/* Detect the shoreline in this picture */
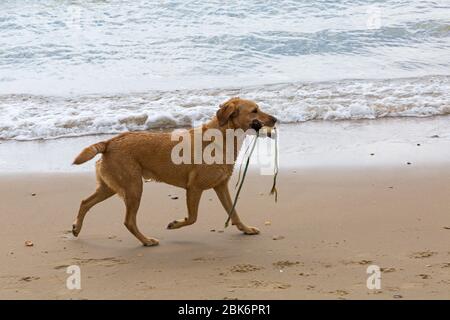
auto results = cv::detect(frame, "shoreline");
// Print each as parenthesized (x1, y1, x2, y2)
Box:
(1, 115, 450, 173)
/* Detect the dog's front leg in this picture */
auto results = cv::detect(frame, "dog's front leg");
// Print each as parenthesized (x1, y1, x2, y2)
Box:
(214, 182, 260, 235)
(167, 188, 202, 230)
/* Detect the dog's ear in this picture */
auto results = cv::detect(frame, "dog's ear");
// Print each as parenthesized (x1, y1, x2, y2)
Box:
(216, 98, 239, 126)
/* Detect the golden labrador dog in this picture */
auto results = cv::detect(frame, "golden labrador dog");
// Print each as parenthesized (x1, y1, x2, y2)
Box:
(72, 97, 277, 246)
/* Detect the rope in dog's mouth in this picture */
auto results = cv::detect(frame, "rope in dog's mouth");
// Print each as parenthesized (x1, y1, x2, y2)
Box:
(224, 127, 278, 228)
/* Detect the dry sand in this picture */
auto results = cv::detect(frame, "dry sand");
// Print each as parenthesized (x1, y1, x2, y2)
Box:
(1, 165, 449, 299)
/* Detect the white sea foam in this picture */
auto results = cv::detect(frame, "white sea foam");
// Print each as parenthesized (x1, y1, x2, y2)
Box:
(0, 76, 449, 140)
(1, 1, 449, 140)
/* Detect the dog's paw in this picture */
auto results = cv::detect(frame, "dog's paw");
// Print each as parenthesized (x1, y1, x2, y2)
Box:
(72, 222, 80, 237)
(242, 226, 260, 235)
(167, 218, 185, 230)
(142, 238, 159, 247)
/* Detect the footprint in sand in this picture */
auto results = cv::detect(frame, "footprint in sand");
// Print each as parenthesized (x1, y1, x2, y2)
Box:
(273, 260, 302, 269)
(193, 256, 225, 262)
(230, 264, 263, 273)
(409, 251, 437, 259)
(329, 289, 349, 296)
(273, 283, 291, 289)
(341, 259, 373, 266)
(234, 280, 291, 290)
(385, 286, 401, 292)
(55, 257, 128, 269)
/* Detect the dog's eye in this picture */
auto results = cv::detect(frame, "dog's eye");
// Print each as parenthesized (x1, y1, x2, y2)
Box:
(252, 109, 258, 113)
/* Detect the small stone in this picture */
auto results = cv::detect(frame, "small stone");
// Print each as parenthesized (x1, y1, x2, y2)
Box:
(25, 240, 34, 247)
(370, 153, 375, 156)
(430, 135, 439, 138)
(416, 143, 421, 146)
(272, 235, 285, 240)
(171, 196, 178, 200)
(393, 294, 403, 299)
(264, 221, 272, 226)
(443, 226, 450, 230)
(406, 162, 411, 165)
(217, 230, 224, 233)
(210, 229, 216, 232)
(31, 193, 36, 196)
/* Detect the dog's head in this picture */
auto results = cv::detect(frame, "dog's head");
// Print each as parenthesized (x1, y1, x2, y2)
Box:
(216, 97, 277, 131)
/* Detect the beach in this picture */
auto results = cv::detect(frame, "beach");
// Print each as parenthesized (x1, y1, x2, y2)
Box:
(1, 0, 450, 300)
(1, 118, 449, 299)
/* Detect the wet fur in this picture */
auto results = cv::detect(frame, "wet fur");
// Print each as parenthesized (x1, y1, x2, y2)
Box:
(72, 97, 277, 246)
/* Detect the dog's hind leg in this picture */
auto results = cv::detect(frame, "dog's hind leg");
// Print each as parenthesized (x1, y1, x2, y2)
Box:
(122, 178, 159, 246)
(72, 181, 115, 237)
(167, 188, 203, 230)
(214, 181, 259, 235)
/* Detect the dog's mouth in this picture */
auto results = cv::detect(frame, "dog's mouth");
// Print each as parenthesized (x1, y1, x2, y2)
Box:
(262, 126, 276, 138)
(250, 119, 263, 131)
(250, 121, 277, 138)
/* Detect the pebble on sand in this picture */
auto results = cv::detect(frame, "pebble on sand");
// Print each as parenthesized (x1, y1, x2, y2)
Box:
(272, 235, 285, 240)
(265, 221, 272, 226)
(31, 193, 36, 196)
(25, 240, 34, 247)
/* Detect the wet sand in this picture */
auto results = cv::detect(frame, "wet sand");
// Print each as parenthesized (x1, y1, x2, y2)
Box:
(1, 118, 449, 299)
(1, 166, 449, 299)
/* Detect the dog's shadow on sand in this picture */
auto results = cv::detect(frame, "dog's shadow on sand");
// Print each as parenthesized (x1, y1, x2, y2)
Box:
(66, 232, 255, 259)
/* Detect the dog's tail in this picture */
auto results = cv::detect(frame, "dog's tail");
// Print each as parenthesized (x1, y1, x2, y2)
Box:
(73, 141, 107, 165)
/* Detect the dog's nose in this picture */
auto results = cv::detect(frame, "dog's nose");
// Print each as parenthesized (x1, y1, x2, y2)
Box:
(270, 115, 278, 124)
